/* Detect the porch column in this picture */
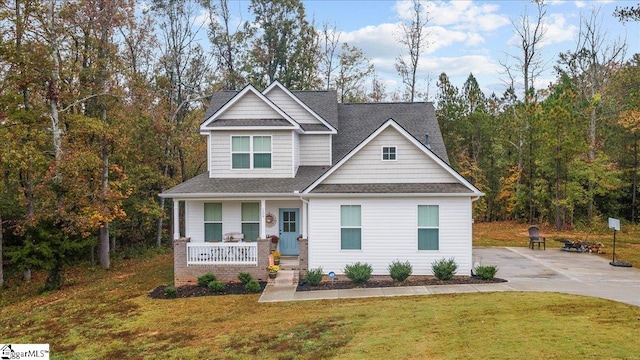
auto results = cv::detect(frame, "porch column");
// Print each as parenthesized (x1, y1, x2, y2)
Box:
(260, 199, 266, 239)
(173, 199, 180, 240)
(301, 199, 308, 238)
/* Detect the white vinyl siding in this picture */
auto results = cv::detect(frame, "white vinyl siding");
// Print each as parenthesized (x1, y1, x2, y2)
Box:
(324, 127, 457, 184)
(217, 91, 282, 120)
(308, 197, 472, 276)
(299, 134, 332, 166)
(204, 203, 223, 242)
(209, 130, 293, 178)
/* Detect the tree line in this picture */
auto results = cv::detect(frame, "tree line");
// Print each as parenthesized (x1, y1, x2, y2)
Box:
(0, 0, 638, 289)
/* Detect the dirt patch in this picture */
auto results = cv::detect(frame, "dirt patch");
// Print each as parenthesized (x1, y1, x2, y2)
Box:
(297, 275, 507, 291)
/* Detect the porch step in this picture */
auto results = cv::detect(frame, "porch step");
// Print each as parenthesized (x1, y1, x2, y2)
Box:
(269, 269, 299, 286)
(278, 257, 300, 271)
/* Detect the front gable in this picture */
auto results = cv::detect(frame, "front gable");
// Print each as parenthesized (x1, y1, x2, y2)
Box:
(200, 84, 300, 132)
(305, 120, 482, 195)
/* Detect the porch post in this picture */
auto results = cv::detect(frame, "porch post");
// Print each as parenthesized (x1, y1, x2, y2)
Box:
(260, 199, 266, 239)
(173, 199, 180, 240)
(301, 200, 308, 238)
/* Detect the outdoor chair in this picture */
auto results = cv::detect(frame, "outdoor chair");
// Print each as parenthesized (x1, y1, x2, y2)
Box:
(528, 225, 546, 250)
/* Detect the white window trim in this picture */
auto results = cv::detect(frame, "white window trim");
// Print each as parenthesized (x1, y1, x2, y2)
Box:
(204, 203, 223, 242)
(417, 205, 439, 251)
(381, 146, 397, 161)
(241, 202, 260, 240)
(230, 135, 273, 170)
(340, 205, 362, 250)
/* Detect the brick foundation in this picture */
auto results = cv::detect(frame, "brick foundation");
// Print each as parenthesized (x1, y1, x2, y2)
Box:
(173, 237, 271, 286)
(298, 238, 308, 279)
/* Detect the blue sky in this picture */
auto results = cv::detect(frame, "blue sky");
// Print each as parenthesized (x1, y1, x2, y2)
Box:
(213, 0, 640, 99)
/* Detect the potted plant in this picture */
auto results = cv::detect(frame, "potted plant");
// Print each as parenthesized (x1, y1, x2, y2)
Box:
(268, 235, 279, 251)
(271, 250, 281, 265)
(267, 265, 280, 279)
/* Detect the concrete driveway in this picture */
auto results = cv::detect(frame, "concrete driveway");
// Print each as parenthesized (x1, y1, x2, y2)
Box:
(474, 247, 640, 307)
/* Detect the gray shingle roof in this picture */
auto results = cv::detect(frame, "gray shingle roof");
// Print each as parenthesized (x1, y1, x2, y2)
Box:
(310, 183, 472, 194)
(162, 166, 331, 196)
(334, 102, 448, 163)
(210, 119, 293, 127)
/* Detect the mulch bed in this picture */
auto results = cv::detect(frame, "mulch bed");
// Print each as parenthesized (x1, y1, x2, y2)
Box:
(296, 275, 507, 291)
(149, 276, 506, 299)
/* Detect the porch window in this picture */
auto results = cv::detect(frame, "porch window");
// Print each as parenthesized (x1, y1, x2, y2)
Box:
(341, 205, 361, 250)
(231, 135, 272, 169)
(242, 202, 260, 241)
(382, 146, 397, 161)
(418, 205, 439, 250)
(204, 203, 222, 242)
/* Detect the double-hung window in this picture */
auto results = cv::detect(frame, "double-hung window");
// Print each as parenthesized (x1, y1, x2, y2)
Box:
(382, 146, 397, 161)
(241, 202, 260, 241)
(204, 203, 222, 242)
(418, 205, 439, 250)
(341, 205, 361, 250)
(231, 135, 272, 169)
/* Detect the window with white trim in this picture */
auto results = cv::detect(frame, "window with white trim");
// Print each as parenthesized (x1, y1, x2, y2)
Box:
(341, 205, 361, 250)
(204, 203, 222, 242)
(382, 146, 397, 161)
(241, 202, 260, 241)
(418, 205, 439, 250)
(231, 135, 272, 169)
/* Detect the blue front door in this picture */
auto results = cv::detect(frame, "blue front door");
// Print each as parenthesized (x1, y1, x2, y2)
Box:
(279, 208, 300, 256)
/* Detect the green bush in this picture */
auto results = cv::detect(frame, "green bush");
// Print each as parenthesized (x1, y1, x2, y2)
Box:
(305, 268, 324, 286)
(238, 272, 253, 285)
(431, 257, 458, 281)
(388, 260, 413, 282)
(164, 286, 178, 299)
(245, 280, 262, 293)
(343, 262, 373, 284)
(207, 280, 226, 292)
(474, 265, 498, 280)
(197, 272, 217, 287)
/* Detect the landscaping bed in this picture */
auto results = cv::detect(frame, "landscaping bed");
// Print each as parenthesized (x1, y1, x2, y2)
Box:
(296, 275, 507, 291)
(149, 281, 268, 299)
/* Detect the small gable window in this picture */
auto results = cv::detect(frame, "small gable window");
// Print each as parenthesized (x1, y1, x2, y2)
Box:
(382, 146, 397, 161)
(231, 135, 271, 169)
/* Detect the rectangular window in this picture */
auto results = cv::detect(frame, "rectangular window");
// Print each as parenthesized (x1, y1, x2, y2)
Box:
(241, 202, 260, 241)
(382, 146, 397, 161)
(418, 205, 439, 250)
(204, 203, 222, 242)
(341, 205, 361, 250)
(231, 135, 272, 169)
(253, 136, 272, 168)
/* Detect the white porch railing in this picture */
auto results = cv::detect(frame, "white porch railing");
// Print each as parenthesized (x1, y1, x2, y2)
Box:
(187, 242, 258, 265)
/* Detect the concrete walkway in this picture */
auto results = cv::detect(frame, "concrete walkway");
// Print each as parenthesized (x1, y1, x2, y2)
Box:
(258, 247, 640, 307)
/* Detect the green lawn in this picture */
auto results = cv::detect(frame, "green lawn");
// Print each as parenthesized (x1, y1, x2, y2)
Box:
(2, 231, 640, 359)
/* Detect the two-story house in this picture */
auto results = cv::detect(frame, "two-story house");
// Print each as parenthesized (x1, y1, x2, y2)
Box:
(161, 81, 483, 286)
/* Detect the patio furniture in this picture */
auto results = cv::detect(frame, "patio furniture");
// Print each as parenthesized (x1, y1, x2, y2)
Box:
(528, 225, 546, 250)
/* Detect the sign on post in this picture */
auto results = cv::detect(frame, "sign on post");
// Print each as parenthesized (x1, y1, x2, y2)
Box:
(608, 217, 620, 231)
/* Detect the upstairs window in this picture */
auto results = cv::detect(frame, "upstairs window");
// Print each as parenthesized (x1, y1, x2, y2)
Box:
(204, 203, 222, 242)
(382, 146, 397, 161)
(231, 135, 272, 169)
(418, 205, 439, 250)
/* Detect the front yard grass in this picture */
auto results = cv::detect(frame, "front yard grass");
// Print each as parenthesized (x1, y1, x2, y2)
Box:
(1, 223, 639, 359)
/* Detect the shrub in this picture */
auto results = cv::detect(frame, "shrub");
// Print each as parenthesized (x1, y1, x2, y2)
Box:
(197, 272, 217, 287)
(305, 268, 324, 286)
(207, 280, 226, 292)
(431, 257, 458, 281)
(245, 280, 262, 293)
(238, 272, 253, 285)
(343, 262, 373, 284)
(164, 286, 178, 299)
(388, 260, 413, 282)
(474, 265, 498, 280)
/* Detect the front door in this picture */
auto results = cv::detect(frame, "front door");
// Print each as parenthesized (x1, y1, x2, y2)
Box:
(279, 208, 300, 256)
